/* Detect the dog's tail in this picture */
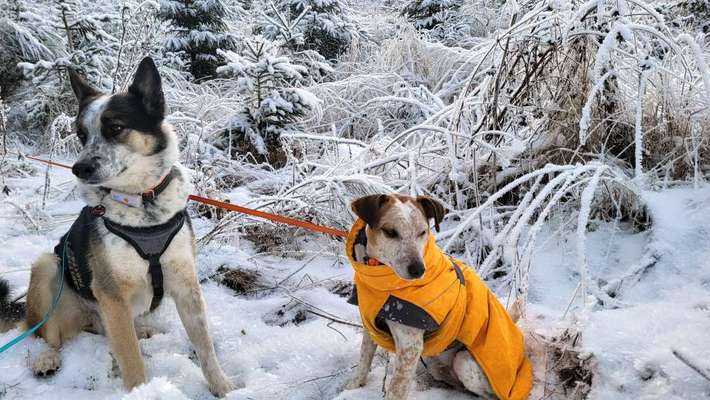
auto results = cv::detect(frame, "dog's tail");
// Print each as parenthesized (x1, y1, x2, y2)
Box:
(0, 279, 25, 333)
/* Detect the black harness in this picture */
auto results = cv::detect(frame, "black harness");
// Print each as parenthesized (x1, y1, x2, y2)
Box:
(54, 168, 188, 311)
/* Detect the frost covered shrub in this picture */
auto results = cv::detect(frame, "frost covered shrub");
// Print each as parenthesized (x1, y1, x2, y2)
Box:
(0, 1, 56, 96)
(216, 39, 319, 167)
(19, 0, 117, 88)
(112, 2, 166, 92)
(159, 0, 237, 80)
(265, 0, 355, 61)
(431, 0, 710, 187)
(669, 0, 710, 32)
(401, 0, 464, 31)
(1, 0, 117, 140)
(258, 3, 334, 83)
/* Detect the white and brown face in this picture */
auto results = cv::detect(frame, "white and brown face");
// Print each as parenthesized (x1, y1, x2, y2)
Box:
(67, 57, 177, 191)
(352, 194, 447, 280)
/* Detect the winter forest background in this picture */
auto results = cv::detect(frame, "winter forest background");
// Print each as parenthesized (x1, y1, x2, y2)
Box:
(1, 0, 710, 399)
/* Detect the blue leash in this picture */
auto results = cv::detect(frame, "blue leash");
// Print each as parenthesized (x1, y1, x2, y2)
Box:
(0, 240, 66, 354)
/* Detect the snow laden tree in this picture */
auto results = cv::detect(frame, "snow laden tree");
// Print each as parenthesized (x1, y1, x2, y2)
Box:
(0, 0, 56, 97)
(401, 0, 464, 31)
(672, 0, 710, 32)
(13, 0, 117, 88)
(265, 0, 354, 61)
(158, 0, 236, 80)
(2, 0, 117, 136)
(260, 3, 333, 83)
(216, 39, 319, 167)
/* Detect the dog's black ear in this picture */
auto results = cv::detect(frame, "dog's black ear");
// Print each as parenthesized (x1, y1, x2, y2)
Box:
(68, 68, 99, 104)
(128, 57, 165, 119)
(416, 196, 447, 232)
(351, 194, 391, 228)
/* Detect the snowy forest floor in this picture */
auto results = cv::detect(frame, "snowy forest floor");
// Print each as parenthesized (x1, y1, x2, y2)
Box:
(1, 162, 710, 400)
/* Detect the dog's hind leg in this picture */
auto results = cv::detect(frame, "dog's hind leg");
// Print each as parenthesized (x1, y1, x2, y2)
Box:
(452, 350, 496, 399)
(26, 254, 88, 377)
(423, 346, 465, 388)
(169, 269, 236, 397)
(345, 332, 377, 389)
(134, 323, 162, 340)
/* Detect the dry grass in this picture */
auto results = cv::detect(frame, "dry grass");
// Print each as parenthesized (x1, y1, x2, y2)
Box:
(212, 266, 264, 295)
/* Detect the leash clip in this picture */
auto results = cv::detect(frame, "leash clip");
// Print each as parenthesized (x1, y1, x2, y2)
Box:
(142, 190, 155, 201)
(91, 204, 106, 217)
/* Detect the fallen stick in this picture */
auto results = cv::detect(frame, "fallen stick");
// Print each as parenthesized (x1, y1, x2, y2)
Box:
(672, 348, 710, 382)
(304, 308, 362, 328)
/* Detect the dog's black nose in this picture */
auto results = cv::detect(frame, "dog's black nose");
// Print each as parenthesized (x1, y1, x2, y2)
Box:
(72, 159, 98, 179)
(407, 262, 425, 279)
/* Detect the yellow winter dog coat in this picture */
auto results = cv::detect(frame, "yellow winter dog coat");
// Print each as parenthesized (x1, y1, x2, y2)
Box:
(346, 219, 533, 400)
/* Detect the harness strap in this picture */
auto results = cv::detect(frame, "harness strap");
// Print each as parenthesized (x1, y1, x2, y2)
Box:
(55, 207, 98, 301)
(103, 210, 187, 311)
(448, 256, 465, 285)
(148, 258, 163, 311)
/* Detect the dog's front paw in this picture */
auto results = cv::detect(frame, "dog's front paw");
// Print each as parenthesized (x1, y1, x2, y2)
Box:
(122, 369, 147, 391)
(135, 325, 162, 340)
(208, 375, 239, 398)
(33, 349, 61, 377)
(344, 373, 367, 390)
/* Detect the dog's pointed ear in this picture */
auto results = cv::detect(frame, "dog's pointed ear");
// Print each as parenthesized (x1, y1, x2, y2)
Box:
(416, 196, 447, 232)
(351, 194, 391, 228)
(128, 57, 165, 119)
(68, 68, 98, 104)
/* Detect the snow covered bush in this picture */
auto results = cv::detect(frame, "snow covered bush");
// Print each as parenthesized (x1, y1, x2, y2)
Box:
(264, 0, 356, 61)
(673, 0, 710, 32)
(401, 0, 464, 33)
(18, 0, 118, 88)
(216, 39, 320, 167)
(111, 2, 166, 92)
(0, 0, 119, 142)
(257, 3, 334, 83)
(0, 1, 56, 97)
(159, 0, 237, 80)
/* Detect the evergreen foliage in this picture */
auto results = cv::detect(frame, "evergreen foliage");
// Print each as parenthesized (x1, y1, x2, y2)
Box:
(401, 0, 464, 31)
(158, 0, 237, 80)
(216, 39, 319, 166)
(265, 0, 354, 61)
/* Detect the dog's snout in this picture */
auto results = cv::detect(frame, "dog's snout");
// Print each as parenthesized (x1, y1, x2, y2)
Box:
(407, 261, 425, 279)
(72, 158, 99, 180)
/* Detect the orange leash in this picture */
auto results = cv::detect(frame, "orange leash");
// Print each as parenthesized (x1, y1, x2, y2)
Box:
(24, 155, 73, 170)
(188, 195, 347, 238)
(12, 154, 349, 238)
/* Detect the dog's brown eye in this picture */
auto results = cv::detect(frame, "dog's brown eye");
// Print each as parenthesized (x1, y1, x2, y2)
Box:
(109, 124, 124, 134)
(382, 228, 398, 238)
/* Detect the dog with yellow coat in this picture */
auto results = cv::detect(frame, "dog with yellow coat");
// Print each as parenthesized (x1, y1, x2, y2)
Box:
(344, 194, 532, 400)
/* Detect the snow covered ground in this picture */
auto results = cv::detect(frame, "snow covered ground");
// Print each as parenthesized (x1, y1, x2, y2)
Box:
(1, 162, 709, 400)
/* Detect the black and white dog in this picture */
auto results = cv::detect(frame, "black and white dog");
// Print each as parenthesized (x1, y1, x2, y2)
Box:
(0, 57, 236, 397)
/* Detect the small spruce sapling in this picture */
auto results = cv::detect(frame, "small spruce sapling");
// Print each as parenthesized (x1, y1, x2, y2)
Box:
(217, 39, 319, 167)
(158, 0, 237, 80)
(401, 0, 464, 31)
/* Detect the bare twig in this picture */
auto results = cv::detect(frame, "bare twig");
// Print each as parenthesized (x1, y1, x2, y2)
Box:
(672, 349, 710, 382)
